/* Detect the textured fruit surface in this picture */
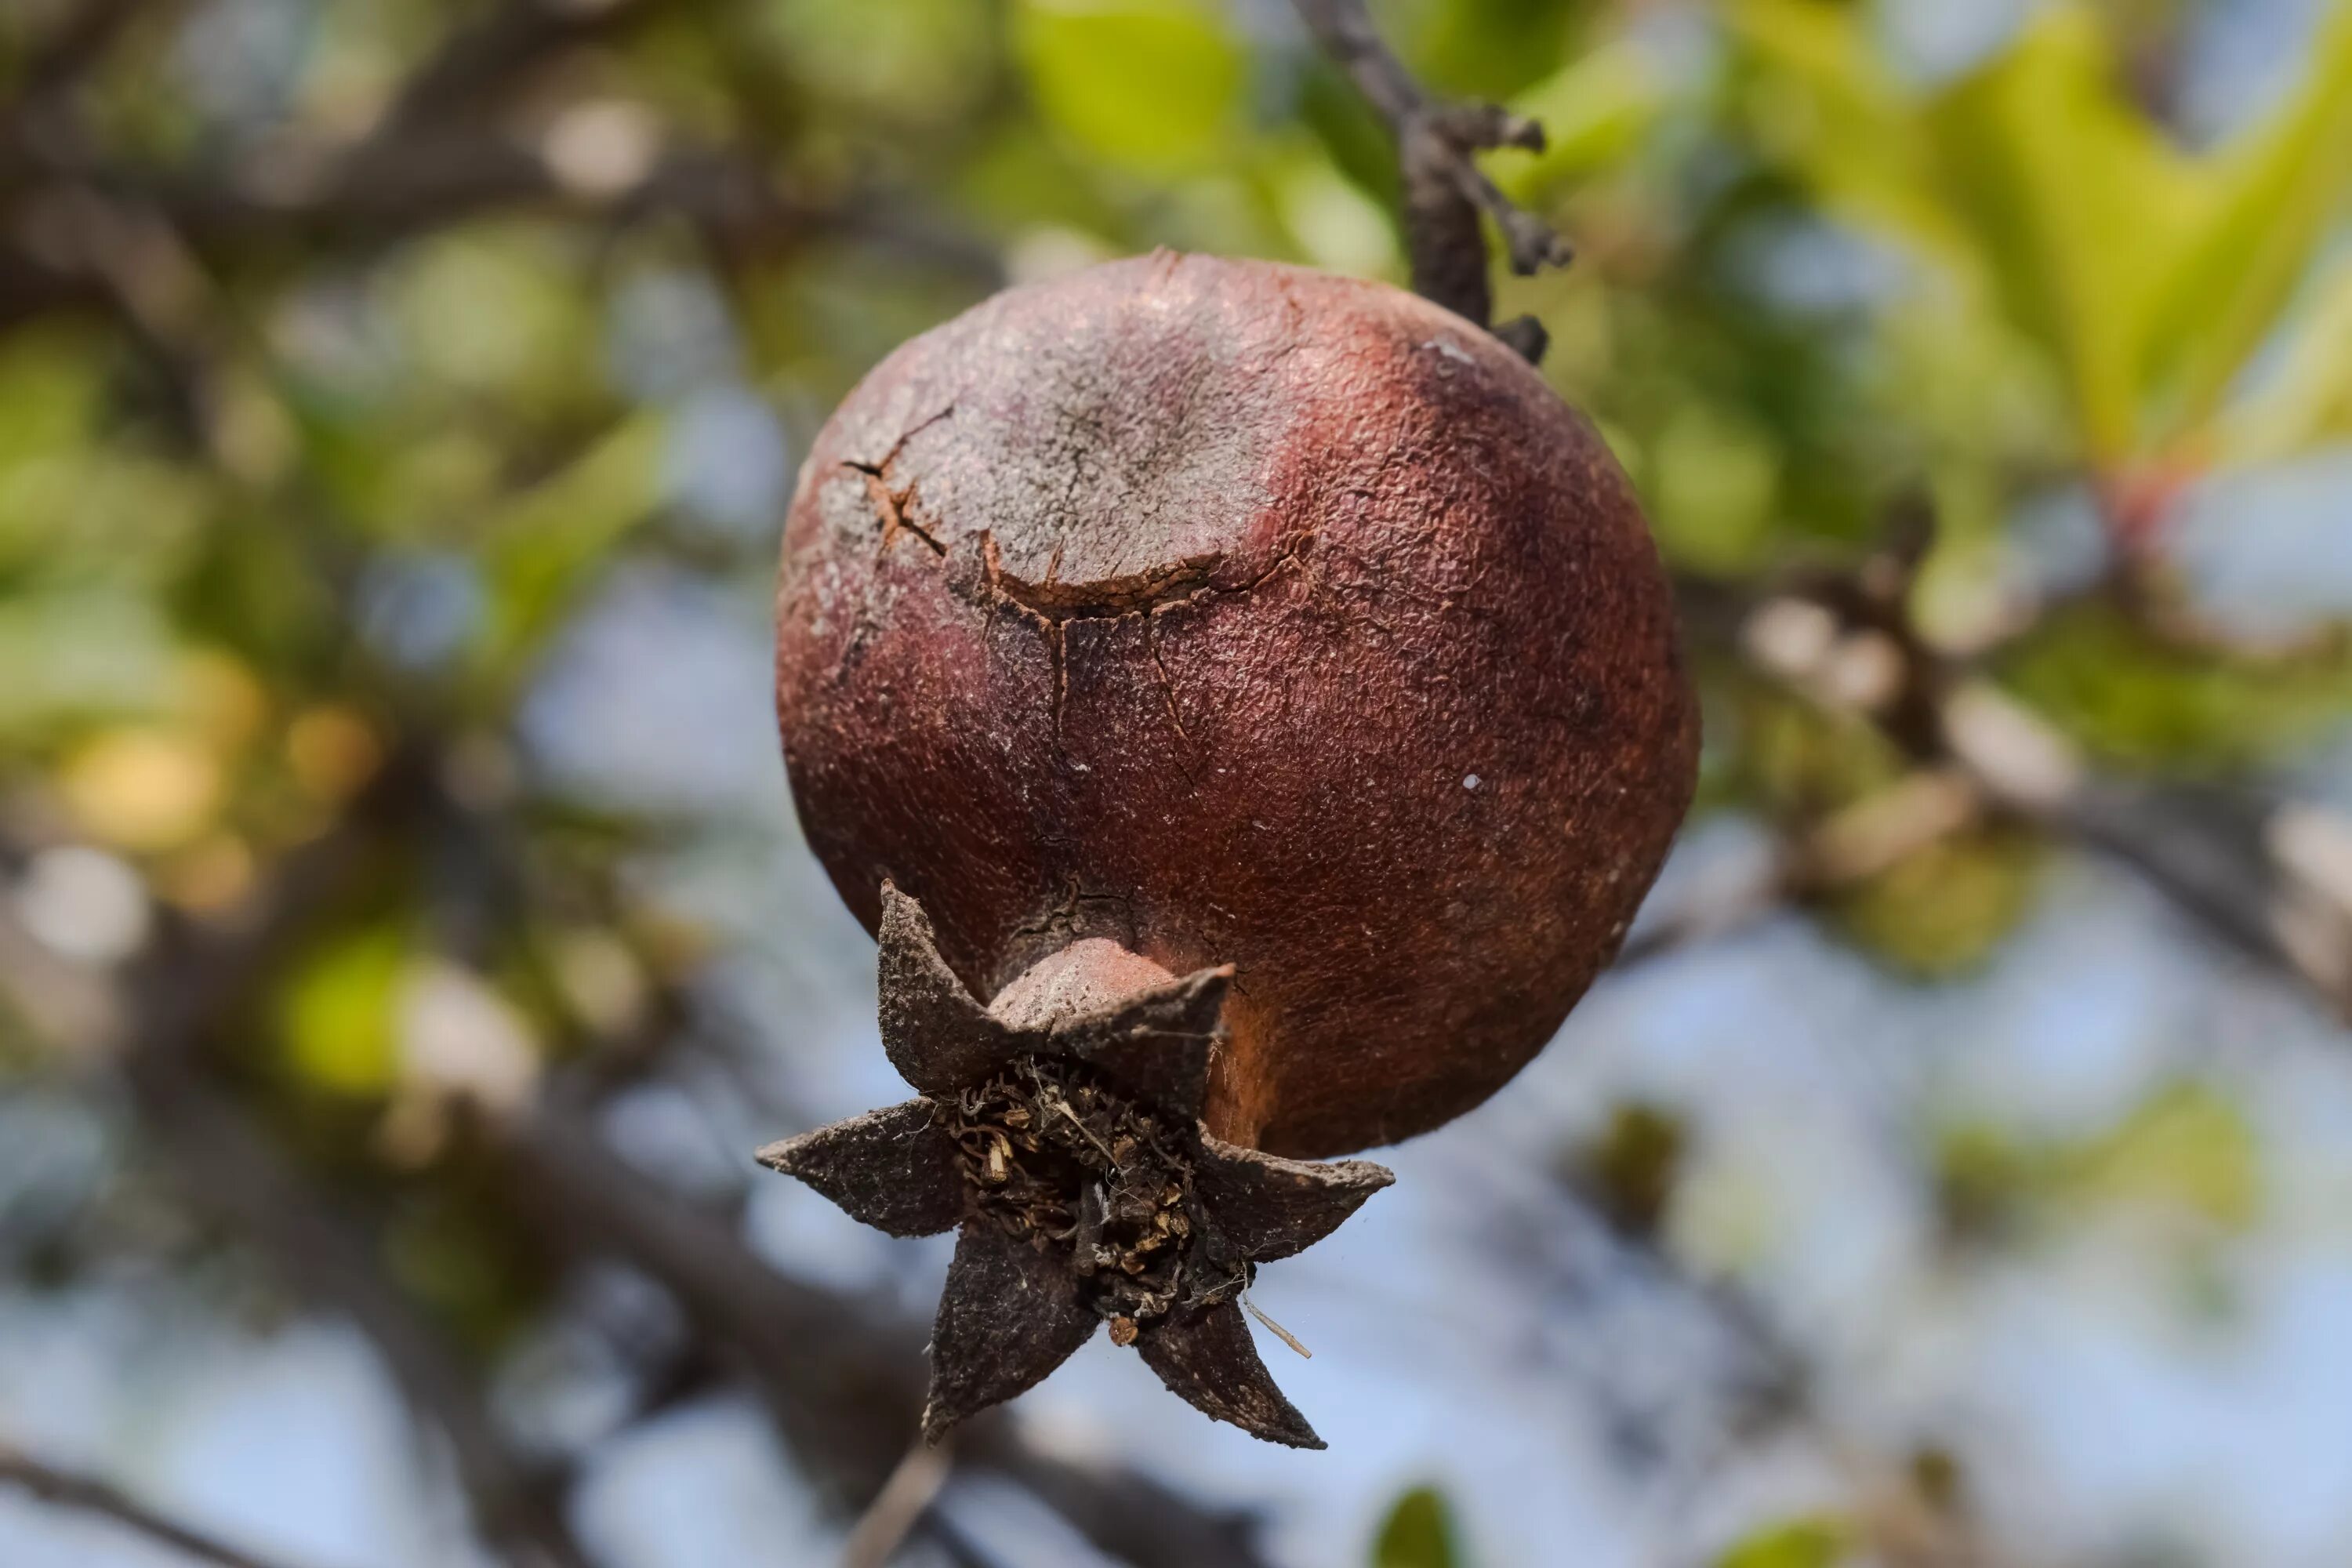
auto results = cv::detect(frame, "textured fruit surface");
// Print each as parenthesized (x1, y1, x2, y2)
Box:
(775, 252, 1695, 1158)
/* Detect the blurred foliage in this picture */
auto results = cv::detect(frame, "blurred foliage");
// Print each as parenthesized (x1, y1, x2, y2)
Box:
(1371, 1484, 1465, 1568)
(1, 0, 2350, 1559)
(1715, 1516, 1848, 1568)
(1564, 1098, 1686, 1236)
(1936, 1080, 2262, 1243)
(1998, 604, 2352, 774)
(1831, 826, 2046, 978)
(1018, 0, 1250, 175)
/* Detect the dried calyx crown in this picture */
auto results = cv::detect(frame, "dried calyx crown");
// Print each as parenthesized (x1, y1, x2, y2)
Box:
(758, 884, 1392, 1448)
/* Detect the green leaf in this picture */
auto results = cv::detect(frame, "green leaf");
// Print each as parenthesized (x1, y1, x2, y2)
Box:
(1922, 7, 2201, 463)
(1409, 0, 1581, 102)
(1834, 828, 2045, 979)
(1715, 1516, 1846, 1568)
(1936, 1080, 2263, 1236)
(2219, 255, 2352, 463)
(1647, 401, 1783, 577)
(1996, 601, 2352, 773)
(0, 588, 176, 741)
(2064, 1082, 2260, 1228)
(2144, 2, 2352, 441)
(1724, 0, 1965, 260)
(760, 0, 996, 126)
(1014, 0, 1247, 176)
(279, 921, 408, 1097)
(1372, 1486, 1462, 1568)
(392, 226, 599, 405)
(1497, 38, 1662, 199)
(465, 412, 669, 701)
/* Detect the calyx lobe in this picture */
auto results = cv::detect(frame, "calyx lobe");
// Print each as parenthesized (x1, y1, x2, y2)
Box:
(756, 883, 1392, 1447)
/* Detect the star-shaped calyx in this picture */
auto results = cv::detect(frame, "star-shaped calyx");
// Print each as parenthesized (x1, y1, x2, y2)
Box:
(757, 884, 1393, 1448)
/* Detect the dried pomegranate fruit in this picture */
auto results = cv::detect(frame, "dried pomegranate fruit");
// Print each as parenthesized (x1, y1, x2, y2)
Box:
(764, 252, 1696, 1446)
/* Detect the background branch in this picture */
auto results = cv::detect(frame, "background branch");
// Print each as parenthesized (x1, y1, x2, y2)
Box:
(503, 1099, 1275, 1568)
(0, 1443, 312, 1568)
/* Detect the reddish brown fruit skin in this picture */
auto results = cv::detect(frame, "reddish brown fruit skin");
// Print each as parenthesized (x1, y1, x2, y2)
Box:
(775, 252, 1696, 1160)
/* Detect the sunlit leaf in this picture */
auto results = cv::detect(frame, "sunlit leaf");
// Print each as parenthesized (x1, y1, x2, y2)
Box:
(58, 729, 225, 854)
(1997, 601, 2352, 772)
(1715, 1517, 1846, 1568)
(279, 921, 409, 1097)
(1499, 38, 1662, 198)
(1014, 0, 1246, 176)
(760, 0, 996, 126)
(1937, 1080, 2261, 1236)
(1273, 148, 1402, 277)
(1922, 7, 2201, 463)
(1725, 0, 1966, 262)
(2216, 254, 2352, 465)
(392, 226, 600, 405)
(465, 412, 670, 699)
(1372, 1486, 1462, 1568)
(0, 590, 176, 742)
(2144, 2, 2352, 440)
(2063, 1081, 2260, 1228)
(1834, 828, 2044, 978)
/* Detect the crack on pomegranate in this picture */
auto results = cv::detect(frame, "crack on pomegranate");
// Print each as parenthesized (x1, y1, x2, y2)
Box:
(862, 403, 956, 471)
(844, 460, 946, 558)
(1145, 623, 1189, 739)
(973, 533, 1232, 740)
(1144, 615, 1197, 765)
(850, 441, 1318, 739)
(980, 535, 1225, 622)
(843, 405, 955, 560)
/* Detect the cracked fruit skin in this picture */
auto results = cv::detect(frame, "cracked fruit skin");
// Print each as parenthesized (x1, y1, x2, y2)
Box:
(775, 252, 1696, 1160)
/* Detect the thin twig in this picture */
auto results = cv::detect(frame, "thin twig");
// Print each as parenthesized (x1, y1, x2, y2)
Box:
(838, 1439, 956, 1568)
(0, 1443, 311, 1568)
(1290, 0, 1571, 361)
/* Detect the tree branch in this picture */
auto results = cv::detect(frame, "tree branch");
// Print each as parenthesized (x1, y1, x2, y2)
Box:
(14, 0, 171, 103)
(107, 764, 598, 1568)
(1664, 532, 2352, 1022)
(499, 1102, 1274, 1568)
(0, 1442, 314, 1568)
(1290, 0, 1570, 361)
(122, 1053, 595, 1568)
(361, 0, 706, 143)
(9, 725, 1272, 1568)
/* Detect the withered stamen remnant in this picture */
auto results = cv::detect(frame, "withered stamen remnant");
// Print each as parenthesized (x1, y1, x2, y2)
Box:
(1243, 1296, 1313, 1360)
(757, 885, 1395, 1449)
(942, 1058, 1236, 1327)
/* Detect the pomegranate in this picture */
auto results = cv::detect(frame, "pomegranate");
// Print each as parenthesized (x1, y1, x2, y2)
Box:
(762, 252, 1694, 1446)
